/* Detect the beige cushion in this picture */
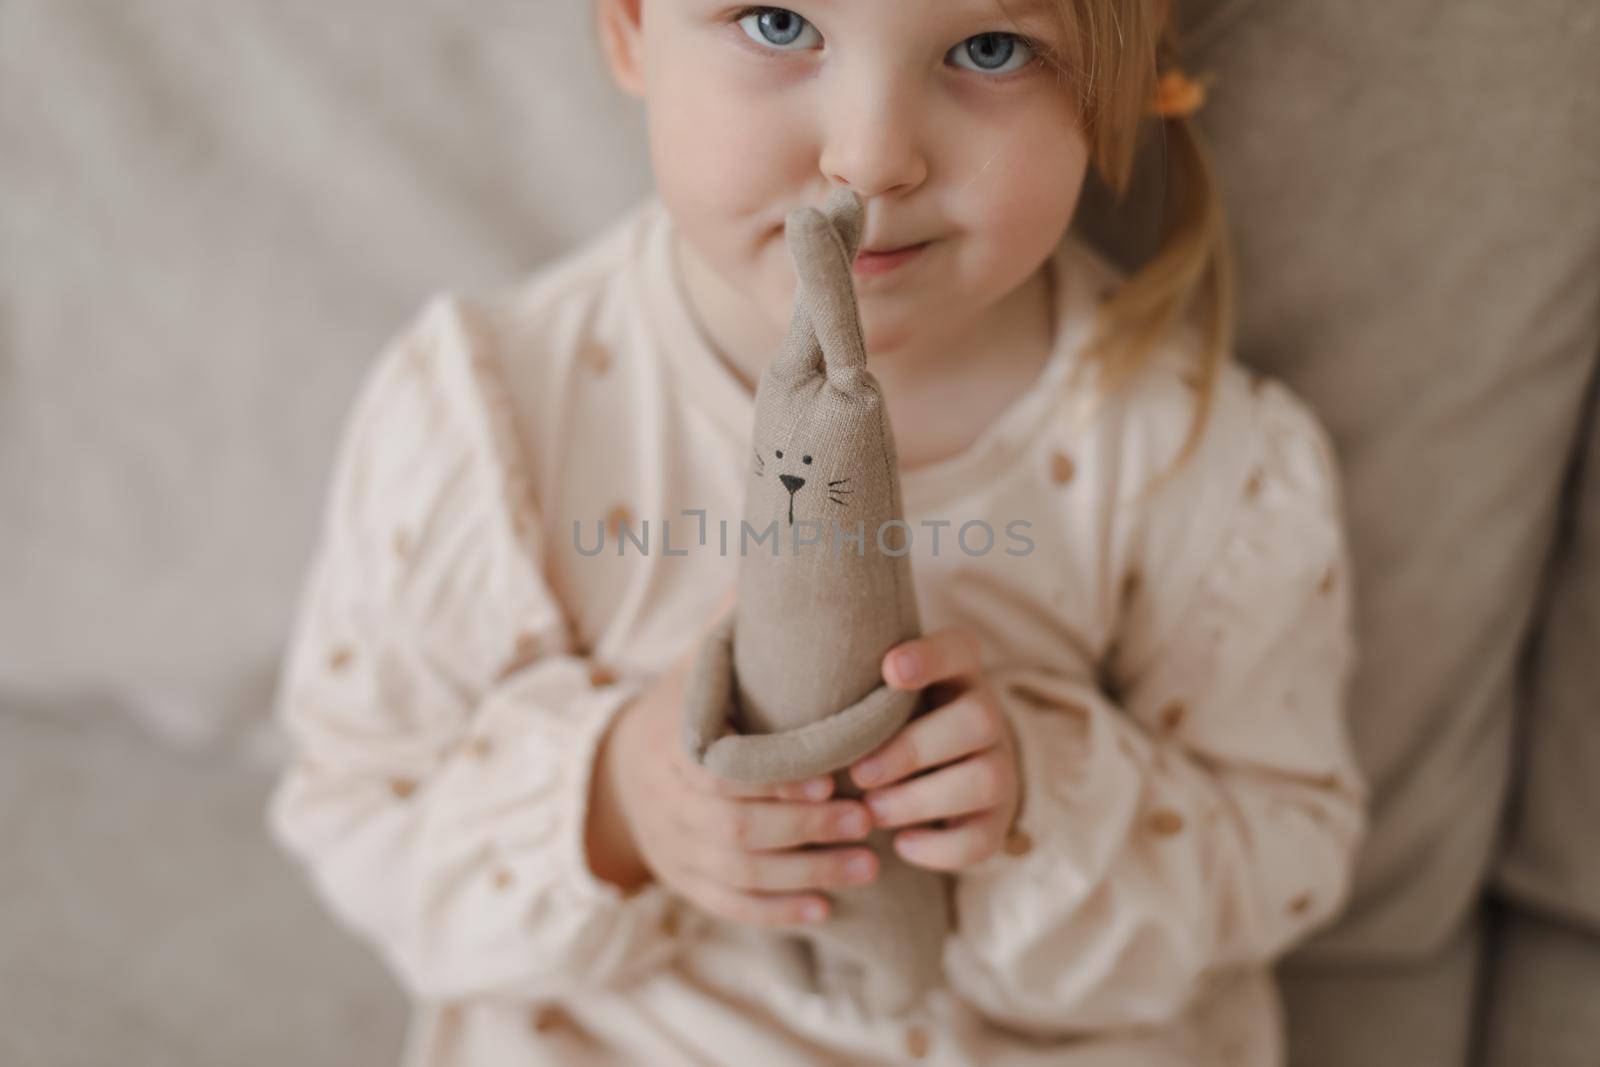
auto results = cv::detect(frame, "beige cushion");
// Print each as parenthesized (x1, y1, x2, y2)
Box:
(1494, 379, 1600, 929)
(0, 2, 652, 750)
(1480, 904, 1600, 1067)
(0, 700, 406, 1065)
(1276, 914, 1482, 1067)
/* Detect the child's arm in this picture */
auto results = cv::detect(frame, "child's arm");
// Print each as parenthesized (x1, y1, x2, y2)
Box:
(266, 296, 685, 1002)
(941, 377, 1366, 1036)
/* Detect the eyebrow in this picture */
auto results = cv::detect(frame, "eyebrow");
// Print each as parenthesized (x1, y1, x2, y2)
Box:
(988, 0, 1056, 22)
(803, 0, 1056, 23)
(975, 0, 1065, 43)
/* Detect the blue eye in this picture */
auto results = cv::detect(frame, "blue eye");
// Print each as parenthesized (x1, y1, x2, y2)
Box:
(737, 7, 822, 51)
(949, 32, 1035, 75)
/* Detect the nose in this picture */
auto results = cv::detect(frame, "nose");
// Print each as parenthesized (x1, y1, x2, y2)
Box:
(780, 474, 806, 494)
(818, 71, 928, 199)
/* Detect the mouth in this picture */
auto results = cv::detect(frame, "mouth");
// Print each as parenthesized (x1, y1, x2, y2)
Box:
(853, 240, 932, 277)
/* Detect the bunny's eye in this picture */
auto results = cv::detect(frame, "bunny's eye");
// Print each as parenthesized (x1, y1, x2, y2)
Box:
(803, 455, 812, 464)
(775, 450, 783, 459)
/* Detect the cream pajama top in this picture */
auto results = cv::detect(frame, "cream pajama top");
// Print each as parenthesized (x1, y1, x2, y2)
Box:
(268, 194, 1365, 1066)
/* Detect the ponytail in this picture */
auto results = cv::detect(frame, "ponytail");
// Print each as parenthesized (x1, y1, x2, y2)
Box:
(1051, 1, 1238, 495)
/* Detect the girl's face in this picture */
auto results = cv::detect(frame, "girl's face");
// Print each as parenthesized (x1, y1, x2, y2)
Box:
(605, 0, 1090, 358)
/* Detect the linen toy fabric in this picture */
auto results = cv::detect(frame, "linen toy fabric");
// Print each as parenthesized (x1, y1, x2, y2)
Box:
(680, 186, 950, 1017)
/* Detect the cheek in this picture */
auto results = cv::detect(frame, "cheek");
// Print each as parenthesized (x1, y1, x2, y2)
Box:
(958, 114, 1089, 287)
(643, 32, 812, 226)
(641, 35, 816, 322)
(991, 130, 1087, 234)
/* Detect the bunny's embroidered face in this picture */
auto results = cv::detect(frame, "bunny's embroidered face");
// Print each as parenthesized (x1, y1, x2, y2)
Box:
(753, 443, 845, 527)
(749, 385, 888, 528)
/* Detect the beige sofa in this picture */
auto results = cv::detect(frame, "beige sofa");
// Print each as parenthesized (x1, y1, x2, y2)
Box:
(2, 1, 1595, 1063)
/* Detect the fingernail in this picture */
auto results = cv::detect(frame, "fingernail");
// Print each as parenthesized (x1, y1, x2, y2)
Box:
(894, 649, 921, 684)
(804, 901, 827, 922)
(847, 855, 874, 880)
(839, 811, 868, 837)
(804, 778, 830, 800)
(855, 758, 882, 786)
(866, 794, 888, 821)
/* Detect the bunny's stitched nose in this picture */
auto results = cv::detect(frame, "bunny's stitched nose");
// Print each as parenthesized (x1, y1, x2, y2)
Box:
(780, 474, 806, 494)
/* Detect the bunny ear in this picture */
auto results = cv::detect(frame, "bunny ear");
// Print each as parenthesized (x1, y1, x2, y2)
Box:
(781, 200, 867, 382)
(772, 288, 825, 382)
(822, 186, 865, 261)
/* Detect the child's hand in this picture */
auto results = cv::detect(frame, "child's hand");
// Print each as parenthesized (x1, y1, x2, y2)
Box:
(597, 594, 880, 929)
(848, 628, 1022, 871)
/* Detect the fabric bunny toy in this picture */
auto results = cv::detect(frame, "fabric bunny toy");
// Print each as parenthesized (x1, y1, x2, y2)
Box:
(681, 187, 950, 1016)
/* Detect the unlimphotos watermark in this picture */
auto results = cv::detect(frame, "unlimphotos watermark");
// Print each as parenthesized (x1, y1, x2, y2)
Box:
(573, 509, 1035, 558)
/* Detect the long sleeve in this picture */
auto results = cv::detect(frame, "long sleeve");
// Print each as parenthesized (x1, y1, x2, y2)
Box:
(943, 375, 1366, 1035)
(266, 294, 687, 1003)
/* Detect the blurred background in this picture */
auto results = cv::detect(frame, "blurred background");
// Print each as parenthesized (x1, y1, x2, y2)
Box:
(2, 2, 1596, 1066)
(1, 2, 650, 1063)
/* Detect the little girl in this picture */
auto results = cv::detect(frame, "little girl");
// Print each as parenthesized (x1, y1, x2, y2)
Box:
(268, 1, 1365, 1064)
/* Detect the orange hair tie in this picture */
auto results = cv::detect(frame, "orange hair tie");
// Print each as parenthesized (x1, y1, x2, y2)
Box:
(1148, 69, 1207, 119)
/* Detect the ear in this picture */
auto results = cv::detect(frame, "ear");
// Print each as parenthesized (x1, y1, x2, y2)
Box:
(596, 0, 646, 99)
(781, 193, 868, 382)
(821, 185, 864, 262)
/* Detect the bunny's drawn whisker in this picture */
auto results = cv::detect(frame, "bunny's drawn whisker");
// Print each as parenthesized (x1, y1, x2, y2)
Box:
(828, 479, 849, 486)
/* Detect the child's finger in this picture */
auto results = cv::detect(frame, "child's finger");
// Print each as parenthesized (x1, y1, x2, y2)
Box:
(862, 748, 1013, 829)
(883, 626, 984, 689)
(773, 776, 836, 802)
(892, 809, 1007, 871)
(713, 773, 835, 801)
(678, 754, 834, 802)
(849, 692, 1002, 789)
(679, 792, 870, 853)
(682, 876, 830, 928)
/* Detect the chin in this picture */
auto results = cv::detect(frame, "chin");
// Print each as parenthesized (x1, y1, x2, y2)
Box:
(861, 318, 918, 356)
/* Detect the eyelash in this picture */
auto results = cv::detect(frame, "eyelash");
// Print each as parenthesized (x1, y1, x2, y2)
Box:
(726, 6, 1046, 82)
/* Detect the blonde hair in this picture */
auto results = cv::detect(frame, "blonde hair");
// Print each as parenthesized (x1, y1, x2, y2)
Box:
(1030, 0, 1237, 491)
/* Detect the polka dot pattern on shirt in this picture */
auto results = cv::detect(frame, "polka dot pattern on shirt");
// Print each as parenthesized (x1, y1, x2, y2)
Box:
(1319, 564, 1338, 594)
(1146, 808, 1185, 836)
(1158, 700, 1187, 734)
(513, 631, 540, 665)
(1121, 568, 1142, 604)
(529, 1003, 566, 1033)
(904, 1024, 930, 1058)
